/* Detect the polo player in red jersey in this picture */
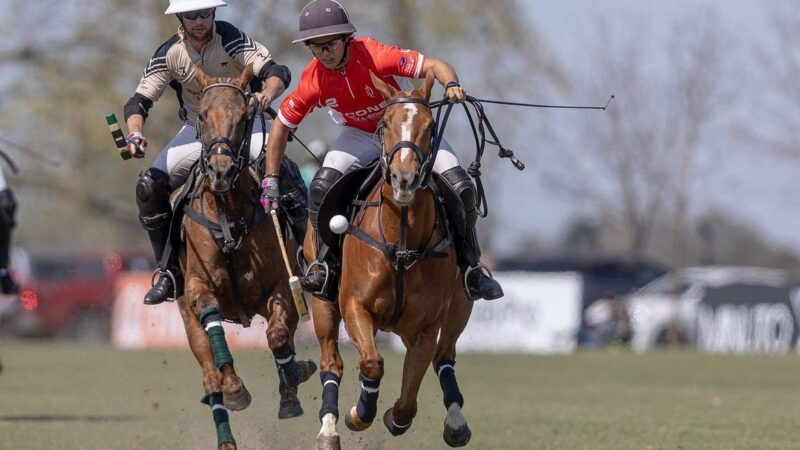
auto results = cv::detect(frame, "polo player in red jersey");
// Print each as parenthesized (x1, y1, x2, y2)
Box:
(262, 0, 503, 303)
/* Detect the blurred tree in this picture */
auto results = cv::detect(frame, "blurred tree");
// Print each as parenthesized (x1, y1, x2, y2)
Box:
(750, 0, 800, 158)
(541, 9, 737, 264)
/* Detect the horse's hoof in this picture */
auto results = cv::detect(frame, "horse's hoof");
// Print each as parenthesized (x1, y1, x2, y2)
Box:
(383, 408, 412, 436)
(223, 385, 252, 412)
(443, 423, 472, 447)
(314, 434, 342, 450)
(278, 384, 304, 419)
(298, 359, 318, 384)
(278, 399, 304, 419)
(344, 406, 372, 431)
(219, 442, 236, 450)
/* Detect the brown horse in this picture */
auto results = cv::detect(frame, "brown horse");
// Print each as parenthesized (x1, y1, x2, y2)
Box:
(307, 71, 474, 450)
(177, 65, 316, 450)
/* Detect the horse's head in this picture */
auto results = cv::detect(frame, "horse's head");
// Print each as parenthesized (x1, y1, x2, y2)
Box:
(194, 64, 254, 193)
(371, 71, 436, 206)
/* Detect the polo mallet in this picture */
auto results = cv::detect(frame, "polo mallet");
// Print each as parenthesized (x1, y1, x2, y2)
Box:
(105, 113, 131, 160)
(270, 209, 310, 322)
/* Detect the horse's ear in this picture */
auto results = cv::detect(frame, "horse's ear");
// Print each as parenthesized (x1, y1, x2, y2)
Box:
(238, 63, 254, 88)
(419, 70, 435, 102)
(194, 66, 211, 89)
(370, 71, 396, 100)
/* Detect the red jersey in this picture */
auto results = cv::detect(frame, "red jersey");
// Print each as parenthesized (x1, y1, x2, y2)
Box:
(277, 37, 426, 133)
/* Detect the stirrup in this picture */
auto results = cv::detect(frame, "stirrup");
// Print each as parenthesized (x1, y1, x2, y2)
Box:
(303, 260, 330, 287)
(150, 268, 178, 300)
(463, 263, 494, 293)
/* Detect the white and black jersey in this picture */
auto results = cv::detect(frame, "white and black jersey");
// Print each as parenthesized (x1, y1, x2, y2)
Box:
(127, 21, 285, 124)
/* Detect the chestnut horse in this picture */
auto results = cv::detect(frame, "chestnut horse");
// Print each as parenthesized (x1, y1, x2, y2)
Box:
(177, 65, 316, 450)
(307, 71, 474, 450)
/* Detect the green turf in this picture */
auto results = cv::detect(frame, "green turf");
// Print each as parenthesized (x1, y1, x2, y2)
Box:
(2, 343, 800, 449)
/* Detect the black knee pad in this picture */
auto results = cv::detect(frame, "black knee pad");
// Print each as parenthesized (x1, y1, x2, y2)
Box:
(441, 167, 478, 226)
(136, 168, 171, 230)
(0, 189, 17, 229)
(308, 168, 343, 230)
(278, 156, 308, 200)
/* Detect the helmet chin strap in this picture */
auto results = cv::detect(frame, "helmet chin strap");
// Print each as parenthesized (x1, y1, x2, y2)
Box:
(332, 36, 352, 70)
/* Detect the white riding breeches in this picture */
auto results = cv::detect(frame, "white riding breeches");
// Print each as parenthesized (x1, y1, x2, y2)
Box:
(152, 118, 269, 190)
(322, 126, 460, 175)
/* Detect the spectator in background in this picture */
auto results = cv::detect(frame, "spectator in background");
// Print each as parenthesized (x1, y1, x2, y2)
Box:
(0, 163, 19, 295)
(583, 292, 631, 347)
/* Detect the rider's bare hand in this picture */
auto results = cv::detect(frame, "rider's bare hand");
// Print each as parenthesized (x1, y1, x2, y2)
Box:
(446, 86, 466, 104)
(252, 92, 272, 110)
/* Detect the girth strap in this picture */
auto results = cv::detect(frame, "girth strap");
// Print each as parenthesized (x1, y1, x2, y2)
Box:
(183, 202, 266, 242)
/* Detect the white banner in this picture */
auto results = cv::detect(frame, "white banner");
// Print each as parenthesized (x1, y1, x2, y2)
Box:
(113, 272, 582, 353)
(388, 272, 583, 353)
(111, 273, 316, 350)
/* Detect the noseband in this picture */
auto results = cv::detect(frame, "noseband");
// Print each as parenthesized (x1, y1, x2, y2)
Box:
(199, 82, 254, 187)
(377, 97, 439, 191)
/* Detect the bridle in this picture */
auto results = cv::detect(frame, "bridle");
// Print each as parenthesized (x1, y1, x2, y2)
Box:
(199, 81, 255, 188)
(376, 96, 440, 192)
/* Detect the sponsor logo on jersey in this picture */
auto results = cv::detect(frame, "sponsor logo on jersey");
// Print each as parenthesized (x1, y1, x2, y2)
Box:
(400, 56, 416, 75)
(342, 101, 388, 122)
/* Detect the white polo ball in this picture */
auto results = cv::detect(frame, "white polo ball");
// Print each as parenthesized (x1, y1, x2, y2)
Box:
(330, 215, 349, 235)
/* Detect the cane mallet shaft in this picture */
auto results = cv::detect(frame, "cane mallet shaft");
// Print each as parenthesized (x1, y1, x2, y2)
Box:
(270, 210, 310, 321)
(105, 113, 131, 160)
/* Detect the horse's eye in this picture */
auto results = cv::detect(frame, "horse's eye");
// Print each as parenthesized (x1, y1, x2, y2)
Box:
(198, 114, 204, 122)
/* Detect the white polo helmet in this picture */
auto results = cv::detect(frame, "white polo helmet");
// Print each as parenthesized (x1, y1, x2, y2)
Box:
(164, 0, 227, 15)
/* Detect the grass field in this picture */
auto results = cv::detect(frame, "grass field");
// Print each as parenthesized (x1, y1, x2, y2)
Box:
(2, 343, 800, 450)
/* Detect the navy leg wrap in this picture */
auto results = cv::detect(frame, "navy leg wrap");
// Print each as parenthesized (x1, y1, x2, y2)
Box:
(319, 371, 341, 422)
(436, 360, 464, 409)
(356, 372, 380, 423)
(200, 308, 233, 370)
(273, 346, 302, 387)
(201, 392, 235, 447)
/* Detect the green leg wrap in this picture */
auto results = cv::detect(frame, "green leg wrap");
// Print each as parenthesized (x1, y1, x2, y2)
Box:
(200, 307, 233, 370)
(273, 346, 303, 387)
(201, 392, 235, 447)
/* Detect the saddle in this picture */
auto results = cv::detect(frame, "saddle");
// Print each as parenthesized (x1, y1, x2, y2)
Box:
(316, 161, 468, 252)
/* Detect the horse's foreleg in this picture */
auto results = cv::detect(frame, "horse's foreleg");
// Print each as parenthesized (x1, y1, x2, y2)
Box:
(342, 301, 383, 432)
(190, 288, 250, 413)
(384, 326, 438, 437)
(179, 294, 237, 450)
(313, 296, 344, 450)
(433, 289, 473, 448)
(263, 293, 317, 420)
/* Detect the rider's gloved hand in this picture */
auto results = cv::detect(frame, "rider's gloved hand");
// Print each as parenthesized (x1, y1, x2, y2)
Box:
(126, 132, 148, 158)
(260, 176, 280, 212)
(445, 81, 466, 104)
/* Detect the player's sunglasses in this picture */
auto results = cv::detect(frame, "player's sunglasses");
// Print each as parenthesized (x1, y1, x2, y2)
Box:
(181, 9, 213, 21)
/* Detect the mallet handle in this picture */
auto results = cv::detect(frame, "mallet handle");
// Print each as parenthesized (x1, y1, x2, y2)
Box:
(105, 113, 131, 160)
(271, 210, 310, 321)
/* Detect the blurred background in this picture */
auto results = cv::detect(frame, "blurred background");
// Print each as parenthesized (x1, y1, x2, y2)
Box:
(3, 1, 800, 448)
(0, 0, 797, 350)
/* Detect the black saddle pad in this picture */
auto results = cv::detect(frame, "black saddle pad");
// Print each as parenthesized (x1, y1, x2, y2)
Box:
(317, 163, 382, 249)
